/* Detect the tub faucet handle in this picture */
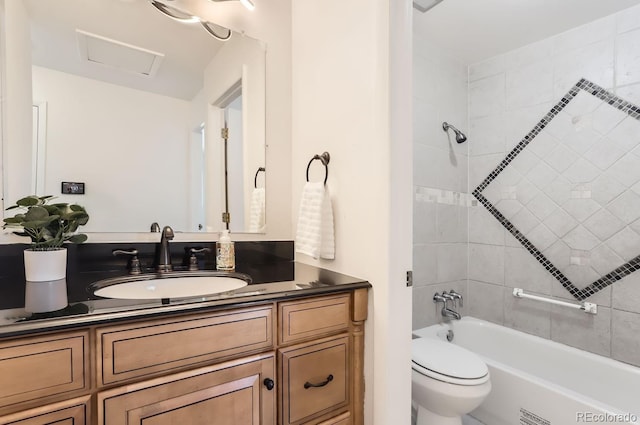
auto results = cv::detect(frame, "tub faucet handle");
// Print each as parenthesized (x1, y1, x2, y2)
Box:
(433, 293, 447, 305)
(440, 292, 456, 308)
(440, 292, 455, 301)
(449, 290, 463, 307)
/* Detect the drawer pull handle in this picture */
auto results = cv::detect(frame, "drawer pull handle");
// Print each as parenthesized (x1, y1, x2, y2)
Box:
(263, 378, 275, 390)
(304, 374, 334, 389)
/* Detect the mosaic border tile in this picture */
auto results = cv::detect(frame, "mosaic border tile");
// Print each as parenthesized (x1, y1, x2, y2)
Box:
(472, 78, 640, 301)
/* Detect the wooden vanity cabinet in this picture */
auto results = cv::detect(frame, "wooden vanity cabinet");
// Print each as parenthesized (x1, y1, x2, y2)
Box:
(0, 288, 368, 425)
(0, 396, 90, 425)
(277, 290, 368, 425)
(0, 331, 90, 419)
(97, 354, 275, 425)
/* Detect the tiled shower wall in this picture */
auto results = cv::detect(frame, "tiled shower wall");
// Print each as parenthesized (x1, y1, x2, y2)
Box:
(412, 37, 469, 328)
(413, 4, 640, 367)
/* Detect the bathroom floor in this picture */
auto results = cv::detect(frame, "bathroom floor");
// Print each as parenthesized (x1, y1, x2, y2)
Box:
(462, 415, 486, 425)
(410, 403, 486, 425)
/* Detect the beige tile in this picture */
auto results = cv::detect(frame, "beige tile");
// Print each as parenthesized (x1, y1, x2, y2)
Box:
(505, 247, 554, 295)
(469, 244, 504, 285)
(468, 280, 504, 325)
(612, 272, 640, 314)
(612, 309, 640, 367)
(504, 286, 551, 338)
(550, 305, 611, 357)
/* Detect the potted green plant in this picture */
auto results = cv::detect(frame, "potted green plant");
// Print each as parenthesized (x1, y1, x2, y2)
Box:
(3, 195, 89, 312)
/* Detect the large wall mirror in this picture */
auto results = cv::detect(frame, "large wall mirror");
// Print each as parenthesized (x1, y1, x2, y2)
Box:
(2, 0, 266, 234)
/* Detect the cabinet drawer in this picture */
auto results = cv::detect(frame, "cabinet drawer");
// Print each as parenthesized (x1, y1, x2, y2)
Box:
(97, 305, 273, 385)
(279, 335, 349, 425)
(279, 294, 350, 345)
(317, 412, 351, 425)
(98, 354, 275, 425)
(0, 396, 90, 425)
(0, 331, 89, 412)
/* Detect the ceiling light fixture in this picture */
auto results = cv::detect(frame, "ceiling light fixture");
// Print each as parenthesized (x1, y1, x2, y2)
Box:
(239, 0, 255, 11)
(200, 21, 232, 41)
(149, 0, 232, 41)
(149, 1, 199, 23)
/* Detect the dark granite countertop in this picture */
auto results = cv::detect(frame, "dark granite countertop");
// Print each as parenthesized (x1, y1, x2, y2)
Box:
(0, 262, 371, 338)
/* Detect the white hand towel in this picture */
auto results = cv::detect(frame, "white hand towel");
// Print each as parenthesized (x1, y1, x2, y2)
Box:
(249, 187, 266, 233)
(296, 182, 335, 260)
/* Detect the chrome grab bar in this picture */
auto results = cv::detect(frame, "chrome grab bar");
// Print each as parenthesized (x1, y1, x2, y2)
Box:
(512, 288, 597, 315)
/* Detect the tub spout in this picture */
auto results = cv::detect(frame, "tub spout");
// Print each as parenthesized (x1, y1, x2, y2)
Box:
(441, 307, 461, 320)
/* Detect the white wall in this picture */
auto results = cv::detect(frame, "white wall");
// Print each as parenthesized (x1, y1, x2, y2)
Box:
(31, 66, 191, 233)
(3, 0, 33, 211)
(292, 0, 413, 423)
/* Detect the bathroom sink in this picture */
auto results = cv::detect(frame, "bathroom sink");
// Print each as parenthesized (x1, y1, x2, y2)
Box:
(91, 272, 251, 300)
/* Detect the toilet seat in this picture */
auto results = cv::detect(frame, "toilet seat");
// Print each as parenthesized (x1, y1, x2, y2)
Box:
(412, 338, 489, 386)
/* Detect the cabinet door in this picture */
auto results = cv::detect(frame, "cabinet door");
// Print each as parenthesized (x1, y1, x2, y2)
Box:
(0, 331, 89, 414)
(98, 353, 275, 425)
(0, 396, 90, 425)
(279, 336, 350, 425)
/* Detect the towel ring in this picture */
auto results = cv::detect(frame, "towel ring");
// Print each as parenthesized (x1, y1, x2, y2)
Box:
(306, 152, 330, 185)
(254, 167, 265, 188)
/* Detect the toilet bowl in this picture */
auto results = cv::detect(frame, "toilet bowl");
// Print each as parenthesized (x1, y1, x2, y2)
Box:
(411, 337, 491, 425)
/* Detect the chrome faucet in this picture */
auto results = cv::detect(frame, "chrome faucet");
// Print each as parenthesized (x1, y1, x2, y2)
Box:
(441, 306, 461, 320)
(156, 225, 175, 273)
(433, 291, 461, 320)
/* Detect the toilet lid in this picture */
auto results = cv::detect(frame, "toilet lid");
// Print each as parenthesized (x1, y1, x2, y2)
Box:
(412, 338, 488, 382)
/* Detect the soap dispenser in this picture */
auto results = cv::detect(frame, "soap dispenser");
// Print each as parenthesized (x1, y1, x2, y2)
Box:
(216, 229, 235, 271)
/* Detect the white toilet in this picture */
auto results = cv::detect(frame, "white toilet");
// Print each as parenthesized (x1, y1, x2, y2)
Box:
(411, 337, 491, 425)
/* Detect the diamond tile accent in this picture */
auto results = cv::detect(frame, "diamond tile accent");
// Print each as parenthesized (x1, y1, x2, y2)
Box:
(473, 78, 640, 300)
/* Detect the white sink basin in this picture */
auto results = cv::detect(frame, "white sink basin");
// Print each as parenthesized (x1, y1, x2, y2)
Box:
(92, 273, 249, 300)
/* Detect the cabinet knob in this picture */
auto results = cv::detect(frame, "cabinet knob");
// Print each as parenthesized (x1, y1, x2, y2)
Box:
(263, 378, 275, 390)
(304, 374, 334, 389)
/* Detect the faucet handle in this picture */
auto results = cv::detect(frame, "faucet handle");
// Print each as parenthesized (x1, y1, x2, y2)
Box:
(449, 290, 463, 307)
(185, 247, 211, 271)
(433, 293, 447, 305)
(113, 249, 142, 275)
(440, 292, 455, 300)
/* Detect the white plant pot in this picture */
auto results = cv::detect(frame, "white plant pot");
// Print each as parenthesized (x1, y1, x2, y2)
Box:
(24, 279, 68, 313)
(23, 248, 68, 313)
(24, 248, 67, 282)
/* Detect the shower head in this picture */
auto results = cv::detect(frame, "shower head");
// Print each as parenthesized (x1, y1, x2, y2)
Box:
(442, 122, 467, 144)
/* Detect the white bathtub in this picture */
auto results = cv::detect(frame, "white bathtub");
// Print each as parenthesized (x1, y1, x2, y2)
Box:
(413, 317, 640, 425)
